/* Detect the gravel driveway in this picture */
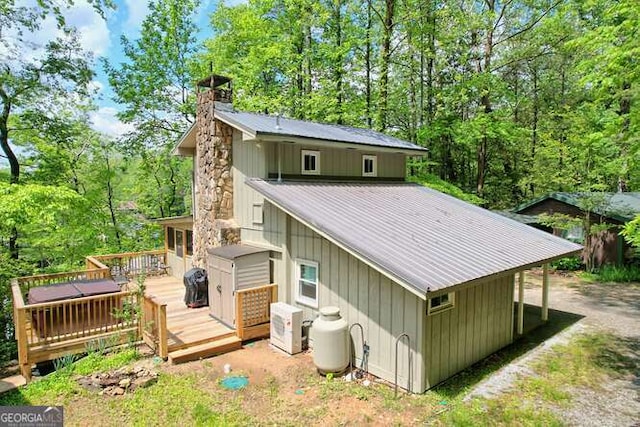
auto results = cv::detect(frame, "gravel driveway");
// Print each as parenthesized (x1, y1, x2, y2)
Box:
(468, 271, 640, 426)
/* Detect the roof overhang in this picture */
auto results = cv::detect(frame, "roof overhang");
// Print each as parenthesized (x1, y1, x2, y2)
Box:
(155, 215, 193, 227)
(248, 133, 428, 156)
(173, 124, 196, 156)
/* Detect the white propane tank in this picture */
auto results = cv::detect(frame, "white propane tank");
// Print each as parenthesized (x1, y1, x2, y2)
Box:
(311, 306, 349, 375)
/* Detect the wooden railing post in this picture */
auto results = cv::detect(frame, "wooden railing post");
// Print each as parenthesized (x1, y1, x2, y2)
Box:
(12, 279, 30, 380)
(158, 303, 168, 359)
(235, 292, 244, 340)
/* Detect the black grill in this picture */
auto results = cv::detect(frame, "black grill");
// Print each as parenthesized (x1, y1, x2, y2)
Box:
(183, 267, 208, 308)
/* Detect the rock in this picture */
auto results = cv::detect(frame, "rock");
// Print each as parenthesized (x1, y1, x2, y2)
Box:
(133, 376, 158, 389)
(119, 378, 131, 389)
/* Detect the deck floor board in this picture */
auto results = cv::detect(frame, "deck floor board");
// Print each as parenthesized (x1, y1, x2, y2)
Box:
(144, 276, 233, 352)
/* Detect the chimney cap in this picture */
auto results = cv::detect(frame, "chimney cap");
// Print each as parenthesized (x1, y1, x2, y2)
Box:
(197, 74, 232, 89)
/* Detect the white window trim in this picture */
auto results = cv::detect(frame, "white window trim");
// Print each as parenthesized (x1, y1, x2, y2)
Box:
(295, 258, 319, 308)
(362, 154, 378, 177)
(301, 150, 320, 175)
(427, 292, 455, 315)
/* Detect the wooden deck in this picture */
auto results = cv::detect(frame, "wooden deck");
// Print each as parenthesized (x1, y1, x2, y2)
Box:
(143, 275, 241, 363)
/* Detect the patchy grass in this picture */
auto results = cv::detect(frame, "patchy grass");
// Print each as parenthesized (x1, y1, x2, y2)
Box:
(0, 332, 634, 426)
(580, 265, 640, 283)
(435, 332, 636, 425)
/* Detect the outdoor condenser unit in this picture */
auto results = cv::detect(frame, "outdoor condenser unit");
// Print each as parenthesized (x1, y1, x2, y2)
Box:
(270, 302, 303, 355)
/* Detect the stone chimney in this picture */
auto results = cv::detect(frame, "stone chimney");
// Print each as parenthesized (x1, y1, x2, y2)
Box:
(192, 75, 240, 267)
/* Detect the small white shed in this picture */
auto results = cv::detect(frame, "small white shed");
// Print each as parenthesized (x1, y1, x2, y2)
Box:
(207, 244, 271, 328)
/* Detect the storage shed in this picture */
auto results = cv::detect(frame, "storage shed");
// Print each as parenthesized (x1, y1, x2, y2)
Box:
(207, 244, 271, 327)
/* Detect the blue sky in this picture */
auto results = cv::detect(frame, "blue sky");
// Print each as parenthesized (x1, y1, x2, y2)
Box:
(87, 0, 222, 136)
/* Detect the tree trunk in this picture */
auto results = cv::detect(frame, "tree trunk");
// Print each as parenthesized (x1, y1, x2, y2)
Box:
(104, 151, 122, 250)
(333, 0, 344, 125)
(476, 0, 495, 199)
(1, 88, 21, 259)
(377, 0, 395, 132)
(365, 1, 373, 128)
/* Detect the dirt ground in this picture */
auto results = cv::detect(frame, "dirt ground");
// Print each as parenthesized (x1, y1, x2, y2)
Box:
(156, 270, 640, 426)
(163, 341, 425, 426)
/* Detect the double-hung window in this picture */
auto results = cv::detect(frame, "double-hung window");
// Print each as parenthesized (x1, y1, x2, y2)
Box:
(301, 150, 320, 175)
(362, 155, 377, 177)
(296, 259, 319, 308)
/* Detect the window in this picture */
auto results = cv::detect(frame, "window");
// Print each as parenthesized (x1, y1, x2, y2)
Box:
(301, 150, 320, 175)
(186, 230, 193, 256)
(295, 259, 318, 308)
(252, 203, 264, 225)
(175, 230, 184, 258)
(167, 227, 175, 251)
(362, 155, 377, 177)
(427, 292, 455, 315)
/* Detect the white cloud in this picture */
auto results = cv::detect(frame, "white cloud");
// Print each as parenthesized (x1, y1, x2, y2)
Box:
(124, 0, 150, 34)
(90, 107, 134, 137)
(8, 0, 111, 60)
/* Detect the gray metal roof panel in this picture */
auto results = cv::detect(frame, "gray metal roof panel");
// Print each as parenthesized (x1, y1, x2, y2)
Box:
(247, 180, 583, 295)
(215, 110, 428, 152)
(207, 244, 270, 260)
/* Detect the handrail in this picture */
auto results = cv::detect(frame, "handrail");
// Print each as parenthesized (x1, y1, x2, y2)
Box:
(395, 333, 413, 397)
(349, 323, 366, 379)
(91, 249, 165, 261)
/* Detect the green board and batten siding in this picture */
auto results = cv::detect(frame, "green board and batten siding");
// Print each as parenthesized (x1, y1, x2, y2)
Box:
(232, 130, 289, 249)
(288, 218, 425, 393)
(423, 275, 514, 388)
(266, 143, 406, 178)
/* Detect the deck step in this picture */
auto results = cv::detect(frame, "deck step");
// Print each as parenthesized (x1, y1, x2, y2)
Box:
(167, 330, 236, 352)
(168, 335, 242, 364)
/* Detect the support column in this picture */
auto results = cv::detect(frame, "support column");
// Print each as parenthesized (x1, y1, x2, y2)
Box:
(517, 271, 525, 335)
(542, 263, 549, 321)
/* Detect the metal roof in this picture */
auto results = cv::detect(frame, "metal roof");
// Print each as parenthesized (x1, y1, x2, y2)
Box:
(208, 244, 269, 260)
(155, 215, 193, 227)
(515, 192, 640, 222)
(214, 110, 428, 153)
(247, 180, 583, 297)
(494, 211, 540, 224)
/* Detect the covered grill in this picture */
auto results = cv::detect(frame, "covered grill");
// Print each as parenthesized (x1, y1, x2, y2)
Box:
(183, 267, 208, 308)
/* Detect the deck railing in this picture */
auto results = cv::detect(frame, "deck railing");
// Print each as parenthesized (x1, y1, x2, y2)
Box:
(235, 284, 278, 340)
(12, 249, 169, 380)
(87, 250, 169, 280)
(141, 295, 168, 359)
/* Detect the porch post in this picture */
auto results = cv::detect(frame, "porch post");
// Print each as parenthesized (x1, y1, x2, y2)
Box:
(542, 264, 549, 321)
(517, 271, 525, 335)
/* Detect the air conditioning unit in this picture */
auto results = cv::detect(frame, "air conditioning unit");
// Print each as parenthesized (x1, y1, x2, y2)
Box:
(270, 302, 303, 355)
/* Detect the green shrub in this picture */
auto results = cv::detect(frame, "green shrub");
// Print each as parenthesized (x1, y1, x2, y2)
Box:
(551, 256, 583, 271)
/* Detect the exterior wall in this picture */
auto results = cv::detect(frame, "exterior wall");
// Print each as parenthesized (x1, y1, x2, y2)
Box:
(266, 142, 406, 179)
(286, 218, 425, 393)
(423, 275, 514, 388)
(165, 225, 193, 279)
(193, 90, 239, 268)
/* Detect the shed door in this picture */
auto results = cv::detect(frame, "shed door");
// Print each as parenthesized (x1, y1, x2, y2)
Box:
(208, 257, 234, 328)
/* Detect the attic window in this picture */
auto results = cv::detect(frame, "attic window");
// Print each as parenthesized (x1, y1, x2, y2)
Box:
(362, 155, 377, 177)
(427, 292, 455, 315)
(301, 150, 320, 175)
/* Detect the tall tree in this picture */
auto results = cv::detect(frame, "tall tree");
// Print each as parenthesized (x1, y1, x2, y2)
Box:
(105, 0, 200, 218)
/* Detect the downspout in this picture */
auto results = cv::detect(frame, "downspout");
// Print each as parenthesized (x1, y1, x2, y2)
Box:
(277, 142, 282, 183)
